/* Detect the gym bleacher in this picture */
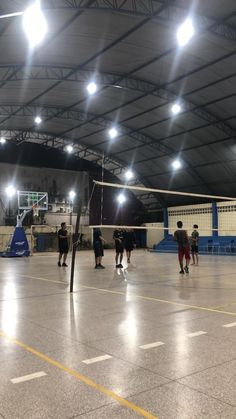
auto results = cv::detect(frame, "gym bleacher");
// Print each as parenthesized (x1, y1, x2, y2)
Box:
(152, 235, 236, 255)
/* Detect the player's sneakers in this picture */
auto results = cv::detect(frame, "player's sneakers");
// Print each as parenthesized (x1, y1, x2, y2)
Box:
(179, 269, 184, 274)
(62, 263, 68, 267)
(118, 264, 123, 268)
(58, 261, 61, 267)
(99, 264, 105, 269)
(184, 266, 189, 274)
(116, 264, 120, 268)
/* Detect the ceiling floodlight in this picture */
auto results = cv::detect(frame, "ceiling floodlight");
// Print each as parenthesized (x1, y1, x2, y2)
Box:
(66, 145, 73, 153)
(109, 127, 118, 139)
(34, 116, 42, 124)
(177, 18, 194, 47)
(0, 137, 6, 144)
(117, 193, 126, 205)
(172, 159, 182, 170)
(5, 185, 16, 198)
(69, 190, 76, 201)
(125, 170, 134, 180)
(87, 82, 97, 95)
(171, 103, 182, 115)
(23, 1, 47, 48)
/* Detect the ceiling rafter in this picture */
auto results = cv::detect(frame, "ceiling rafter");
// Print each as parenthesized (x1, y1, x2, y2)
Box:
(0, 64, 235, 145)
(39, 0, 236, 42)
(0, 104, 172, 155)
(0, 129, 164, 209)
(0, 104, 215, 196)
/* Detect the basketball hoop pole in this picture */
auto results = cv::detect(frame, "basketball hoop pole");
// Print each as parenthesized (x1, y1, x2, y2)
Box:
(70, 198, 82, 293)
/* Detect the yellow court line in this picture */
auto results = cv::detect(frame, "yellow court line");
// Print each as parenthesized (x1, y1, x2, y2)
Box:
(0, 331, 158, 419)
(80, 285, 236, 317)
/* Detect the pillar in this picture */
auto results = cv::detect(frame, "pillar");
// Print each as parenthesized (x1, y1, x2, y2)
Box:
(163, 208, 168, 238)
(212, 202, 218, 237)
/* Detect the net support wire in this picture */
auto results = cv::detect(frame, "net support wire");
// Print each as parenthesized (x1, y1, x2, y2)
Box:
(89, 225, 235, 233)
(93, 180, 236, 201)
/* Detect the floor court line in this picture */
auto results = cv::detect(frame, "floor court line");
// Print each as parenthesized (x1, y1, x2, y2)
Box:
(79, 285, 236, 317)
(223, 322, 236, 328)
(139, 342, 165, 350)
(0, 331, 159, 419)
(20, 274, 68, 285)
(11, 371, 47, 384)
(82, 355, 112, 364)
(187, 331, 207, 338)
(16, 274, 236, 318)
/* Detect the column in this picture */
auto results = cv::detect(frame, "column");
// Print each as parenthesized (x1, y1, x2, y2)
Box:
(163, 208, 168, 238)
(212, 202, 218, 237)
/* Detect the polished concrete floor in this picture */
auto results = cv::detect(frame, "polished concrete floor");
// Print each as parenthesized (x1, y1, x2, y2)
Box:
(1, 249, 236, 418)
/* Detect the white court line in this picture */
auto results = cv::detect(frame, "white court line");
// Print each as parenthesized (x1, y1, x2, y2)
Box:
(223, 322, 236, 328)
(22, 275, 68, 285)
(139, 341, 165, 350)
(187, 331, 207, 338)
(11, 371, 47, 384)
(82, 355, 112, 365)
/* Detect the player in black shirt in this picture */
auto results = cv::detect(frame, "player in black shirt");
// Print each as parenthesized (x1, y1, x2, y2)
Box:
(58, 222, 69, 267)
(125, 229, 136, 263)
(113, 228, 125, 268)
(93, 228, 106, 269)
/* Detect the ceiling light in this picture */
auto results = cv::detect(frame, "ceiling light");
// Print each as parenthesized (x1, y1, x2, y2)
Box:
(69, 190, 76, 201)
(35, 116, 42, 124)
(177, 18, 194, 47)
(125, 170, 134, 180)
(117, 193, 126, 205)
(0, 137, 6, 144)
(87, 82, 97, 95)
(109, 127, 118, 139)
(171, 103, 182, 115)
(5, 185, 16, 198)
(172, 159, 182, 170)
(23, 1, 47, 48)
(66, 145, 73, 153)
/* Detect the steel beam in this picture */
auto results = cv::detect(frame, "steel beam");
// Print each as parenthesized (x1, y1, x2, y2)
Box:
(0, 129, 164, 208)
(0, 64, 235, 143)
(38, 1, 236, 42)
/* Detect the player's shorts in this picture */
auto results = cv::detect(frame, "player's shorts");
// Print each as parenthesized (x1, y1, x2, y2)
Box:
(178, 246, 190, 262)
(115, 243, 124, 253)
(59, 244, 69, 254)
(191, 244, 199, 253)
(125, 245, 134, 252)
(93, 241, 104, 258)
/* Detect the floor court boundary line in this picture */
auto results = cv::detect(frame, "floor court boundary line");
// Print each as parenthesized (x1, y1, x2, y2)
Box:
(0, 331, 159, 419)
(20, 274, 68, 285)
(79, 285, 236, 317)
(14, 274, 236, 317)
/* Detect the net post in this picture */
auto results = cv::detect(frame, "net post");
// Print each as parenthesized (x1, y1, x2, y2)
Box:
(70, 199, 82, 293)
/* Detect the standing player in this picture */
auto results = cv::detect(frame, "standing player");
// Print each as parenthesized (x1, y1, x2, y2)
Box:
(93, 228, 106, 269)
(191, 224, 199, 265)
(174, 221, 190, 274)
(125, 228, 136, 263)
(113, 227, 125, 268)
(58, 222, 69, 267)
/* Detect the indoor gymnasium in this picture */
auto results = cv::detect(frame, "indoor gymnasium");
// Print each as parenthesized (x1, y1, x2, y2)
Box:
(1, 1, 236, 418)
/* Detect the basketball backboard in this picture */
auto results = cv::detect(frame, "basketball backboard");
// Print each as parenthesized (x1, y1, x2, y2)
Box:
(17, 191, 48, 210)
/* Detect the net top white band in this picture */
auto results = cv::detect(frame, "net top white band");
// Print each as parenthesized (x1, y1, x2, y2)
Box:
(93, 180, 236, 201)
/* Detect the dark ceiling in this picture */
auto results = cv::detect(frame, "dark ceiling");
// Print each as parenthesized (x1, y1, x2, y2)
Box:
(0, 0, 236, 211)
